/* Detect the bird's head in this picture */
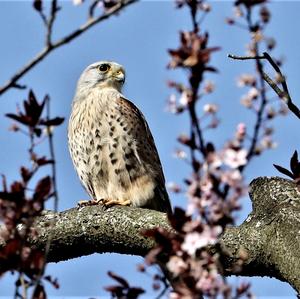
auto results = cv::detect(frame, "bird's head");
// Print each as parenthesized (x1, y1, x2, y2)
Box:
(77, 61, 126, 93)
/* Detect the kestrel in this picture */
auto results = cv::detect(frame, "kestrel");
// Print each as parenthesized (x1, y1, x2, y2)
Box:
(68, 61, 172, 213)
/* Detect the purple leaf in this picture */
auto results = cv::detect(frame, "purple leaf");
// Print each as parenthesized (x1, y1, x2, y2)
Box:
(107, 271, 129, 288)
(273, 164, 294, 179)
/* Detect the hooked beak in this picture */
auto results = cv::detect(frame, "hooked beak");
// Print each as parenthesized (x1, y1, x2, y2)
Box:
(113, 70, 125, 84)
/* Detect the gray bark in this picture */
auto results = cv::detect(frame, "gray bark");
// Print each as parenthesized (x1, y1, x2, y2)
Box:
(0, 176, 299, 293)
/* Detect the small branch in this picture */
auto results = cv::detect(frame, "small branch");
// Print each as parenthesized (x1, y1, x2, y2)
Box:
(0, 0, 138, 96)
(232, 7, 268, 168)
(45, 0, 60, 47)
(32, 95, 60, 294)
(228, 52, 300, 119)
(89, 0, 101, 19)
(228, 54, 265, 60)
(45, 96, 59, 211)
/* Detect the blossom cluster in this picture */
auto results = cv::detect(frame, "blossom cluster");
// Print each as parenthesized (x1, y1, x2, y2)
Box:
(142, 0, 290, 298)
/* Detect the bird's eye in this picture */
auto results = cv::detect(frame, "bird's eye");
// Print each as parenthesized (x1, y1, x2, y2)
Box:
(98, 64, 110, 72)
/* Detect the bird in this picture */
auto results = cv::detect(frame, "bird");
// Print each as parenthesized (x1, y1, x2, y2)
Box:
(68, 61, 172, 213)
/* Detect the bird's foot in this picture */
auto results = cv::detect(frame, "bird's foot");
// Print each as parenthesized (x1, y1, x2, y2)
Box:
(100, 198, 131, 208)
(77, 199, 102, 207)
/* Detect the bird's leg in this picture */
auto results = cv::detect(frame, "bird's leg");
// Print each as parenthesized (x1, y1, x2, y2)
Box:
(100, 198, 131, 207)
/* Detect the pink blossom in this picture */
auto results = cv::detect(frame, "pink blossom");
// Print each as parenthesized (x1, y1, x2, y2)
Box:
(167, 181, 181, 193)
(196, 269, 218, 293)
(204, 152, 222, 171)
(234, 5, 243, 18)
(173, 149, 187, 160)
(166, 256, 187, 276)
(200, 179, 213, 196)
(237, 122, 246, 135)
(223, 148, 247, 169)
(237, 74, 256, 87)
(203, 80, 215, 93)
(235, 123, 247, 141)
(248, 87, 259, 99)
(166, 94, 178, 114)
(199, 2, 211, 12)
(203, 103, 218, 114)
(240, 96, 253, 109)
(179, 90, 191, 106)
(73, 0, 83, 5)
(220, 169, 242, 186)
(260, 136, 277, 149)
(181, 226, 222, 255)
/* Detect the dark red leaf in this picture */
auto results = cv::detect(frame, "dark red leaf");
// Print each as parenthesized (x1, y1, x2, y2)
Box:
(36, 157, 54, 166)
(34, 128, 42, 137)
(44, 275, 60, 289)
(33, 176, 51, 202)
(11, 181, 25, 194)
(0, 239, 21, 259)
(104, 285, 124, 296)
(290, 151, 299, 176)
(20, 167, 33, 183)
(107, 271, 129, 288)
(5, 113, 31, 126)
(32, 284, 46, 299)
(235, 0, 267, 7)
(40, 117, 65, 127)
(206, 142, 215, 153)
(127, 287, 145, 297)
(168, 207, 191, 231)
(25, 90, 46, 127)
(273, 164, 294, 179)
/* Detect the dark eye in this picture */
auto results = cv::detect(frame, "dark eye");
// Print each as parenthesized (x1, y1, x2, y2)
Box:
(98, 64, 110, 72)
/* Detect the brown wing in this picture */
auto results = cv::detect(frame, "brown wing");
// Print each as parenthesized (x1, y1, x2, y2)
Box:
(117, 97, 172, 213)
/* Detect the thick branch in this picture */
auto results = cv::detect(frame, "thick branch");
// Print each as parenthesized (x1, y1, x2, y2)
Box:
(219, 177, 300, 293)
(0, 0, 137, 96)
(22, 205, 167, 262)
(0, 177, 299, 293)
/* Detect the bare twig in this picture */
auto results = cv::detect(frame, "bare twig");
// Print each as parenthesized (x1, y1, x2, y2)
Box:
(229, 8, 269, 168)
(0, 0, 138, 96)
(32, 96, 60, 295)
(242, 8, 267, 165)
(45, 96, 59, 211)
(45, 0, 60, 47)
(89, 0, 101, 19)
(228, 54, 264, 60)
(228, 52, 300, 119)
(154, 276, 170, 299)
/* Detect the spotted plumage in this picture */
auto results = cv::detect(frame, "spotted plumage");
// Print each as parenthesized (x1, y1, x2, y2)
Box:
(68, 61, 172, 213)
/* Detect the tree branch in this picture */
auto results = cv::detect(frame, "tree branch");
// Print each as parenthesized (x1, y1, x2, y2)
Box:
(0, 0, 138, 96)
(228, 52, 300, 119)
(0, 177, 299, 293)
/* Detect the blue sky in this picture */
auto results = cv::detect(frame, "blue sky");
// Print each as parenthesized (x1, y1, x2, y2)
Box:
(0, 1, 299, 297)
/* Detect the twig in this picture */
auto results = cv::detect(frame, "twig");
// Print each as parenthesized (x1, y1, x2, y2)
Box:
(0, 0, 138, 96)
(46, 0, 60, 47)
(45, 96, 59, 212)
(154, 276, 170, 299)
(228, 54, 264, 60)
(228, 52, 300, 119)
(89, 0, 101, 19)
(31, 96, 60, 296)
(228, 7, 269, 171)
(189, 104, 206, 157)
